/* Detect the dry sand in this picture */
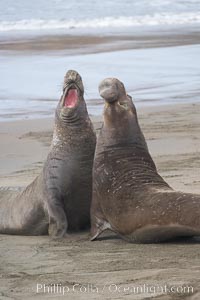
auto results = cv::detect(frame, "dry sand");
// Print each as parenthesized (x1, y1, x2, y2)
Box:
(0, 103, 200, 299)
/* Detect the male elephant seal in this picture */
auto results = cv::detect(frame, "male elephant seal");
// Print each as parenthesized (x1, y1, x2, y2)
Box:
(90, 77, 200, 243)
(0, 70, 96, 237)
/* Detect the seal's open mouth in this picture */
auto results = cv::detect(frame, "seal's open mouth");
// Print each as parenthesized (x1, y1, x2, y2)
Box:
(64, 88, 78, 108)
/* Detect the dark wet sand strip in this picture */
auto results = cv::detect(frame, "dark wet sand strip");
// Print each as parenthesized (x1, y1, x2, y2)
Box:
(1, 31, 200, 55)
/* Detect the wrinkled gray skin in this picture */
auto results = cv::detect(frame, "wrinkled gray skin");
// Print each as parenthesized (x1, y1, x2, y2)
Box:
(91, 77, 200, 243)
(0, 70, 96, 237)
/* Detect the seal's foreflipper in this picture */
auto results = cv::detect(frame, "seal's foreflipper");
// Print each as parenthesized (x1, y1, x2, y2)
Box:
(90, 188, 113, 240)
(90, 217, 112, 241)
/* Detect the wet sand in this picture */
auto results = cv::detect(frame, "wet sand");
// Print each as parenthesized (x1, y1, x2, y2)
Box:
(0, 103, 200, 299)
(1, 30, 200, 55)
(1, 29, 200, 122)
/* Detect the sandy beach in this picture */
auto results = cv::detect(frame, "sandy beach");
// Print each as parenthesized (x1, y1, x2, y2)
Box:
(0, 102, 200, 299)
(1, 1, 200, 296)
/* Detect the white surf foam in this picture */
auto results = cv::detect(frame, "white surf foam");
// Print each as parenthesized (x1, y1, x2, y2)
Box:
(0, 14, 200, 32)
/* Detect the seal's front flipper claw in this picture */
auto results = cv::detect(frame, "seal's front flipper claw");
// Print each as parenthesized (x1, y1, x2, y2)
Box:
(90, 217, 112, 241)
(47, 201, 68, 238)
(48, 217, 67, 238)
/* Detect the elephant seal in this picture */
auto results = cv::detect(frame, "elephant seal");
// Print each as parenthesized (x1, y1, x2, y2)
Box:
(90, 77, 200, 243)
(0, 70, 96, 237)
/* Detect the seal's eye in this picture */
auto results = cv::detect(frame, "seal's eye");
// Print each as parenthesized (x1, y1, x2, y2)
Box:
(118, 102, 129, 110)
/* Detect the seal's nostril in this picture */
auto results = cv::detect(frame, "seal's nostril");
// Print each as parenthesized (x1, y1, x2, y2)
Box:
(99, 77, 128, 106)
(64, 70, 82, 83)
(63, 70, 84, 94)
(99, 88, 117, 103)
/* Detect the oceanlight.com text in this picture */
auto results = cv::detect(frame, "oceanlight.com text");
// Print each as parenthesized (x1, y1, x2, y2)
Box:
(36, 283, 194, 296)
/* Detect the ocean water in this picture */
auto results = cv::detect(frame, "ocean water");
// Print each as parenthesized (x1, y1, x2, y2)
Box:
(0, 0, 200, 34)
(0, 44, 200, 120)
(0, 0, 200, 121)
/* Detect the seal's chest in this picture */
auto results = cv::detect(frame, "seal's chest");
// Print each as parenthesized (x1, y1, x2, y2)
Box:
(59, 157, 92, 191)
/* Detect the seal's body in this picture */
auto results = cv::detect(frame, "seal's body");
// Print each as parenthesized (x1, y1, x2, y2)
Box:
(0, 70, 96, 237)
(91, 78, 200, 243)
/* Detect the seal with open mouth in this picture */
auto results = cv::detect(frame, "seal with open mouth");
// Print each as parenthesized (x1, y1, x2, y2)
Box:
(90, 77, 200, 243)
(0, 70, 96, 237)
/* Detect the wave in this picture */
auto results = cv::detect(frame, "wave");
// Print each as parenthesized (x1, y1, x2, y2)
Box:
(0, 14, 200, 31)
